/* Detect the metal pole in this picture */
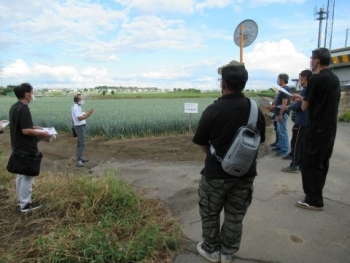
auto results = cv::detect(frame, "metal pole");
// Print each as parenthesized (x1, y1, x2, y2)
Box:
(315, 7, 326, 48)
(346, 29, 349, 47)
(240, 24, 244, 63)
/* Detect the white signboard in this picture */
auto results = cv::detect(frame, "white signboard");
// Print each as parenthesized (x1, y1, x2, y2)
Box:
(184, 103, 198, 113)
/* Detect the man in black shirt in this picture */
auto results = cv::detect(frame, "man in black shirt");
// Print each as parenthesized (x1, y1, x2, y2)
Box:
(193, 61, 265, 263)
(8, 83, 51, 213)
(292, 48, 340, 211)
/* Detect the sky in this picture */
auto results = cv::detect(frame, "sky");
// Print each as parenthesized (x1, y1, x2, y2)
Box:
(0, 0, 349, 91)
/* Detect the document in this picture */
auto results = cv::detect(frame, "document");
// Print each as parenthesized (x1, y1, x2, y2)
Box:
(41, 127, 58, 135)
(1, 121, 9, 128)
(35, 127, 57, 142)
(276, 86, 292, 96)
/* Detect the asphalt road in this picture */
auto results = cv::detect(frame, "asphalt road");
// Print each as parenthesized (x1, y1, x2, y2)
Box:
(91, 122, 350, 263)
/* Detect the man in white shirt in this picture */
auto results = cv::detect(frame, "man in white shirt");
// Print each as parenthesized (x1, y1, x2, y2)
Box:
(71, 94, 94, 167)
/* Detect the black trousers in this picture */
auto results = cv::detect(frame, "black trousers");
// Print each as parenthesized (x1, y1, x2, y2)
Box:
(301, 130, 336, 207)
(290, 124, 306, 167)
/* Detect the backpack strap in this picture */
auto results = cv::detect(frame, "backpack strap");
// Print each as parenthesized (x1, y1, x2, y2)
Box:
(247, 99, 258, 128)
(210, 99, 259, 160)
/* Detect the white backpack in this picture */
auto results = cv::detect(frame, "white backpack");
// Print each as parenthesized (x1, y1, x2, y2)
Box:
(210, 99, 261, 177)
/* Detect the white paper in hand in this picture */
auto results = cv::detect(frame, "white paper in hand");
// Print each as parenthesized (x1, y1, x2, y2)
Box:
(276, 86, 292, 96)
(1, 121, 9, 128)
(36, 127, 58, 135)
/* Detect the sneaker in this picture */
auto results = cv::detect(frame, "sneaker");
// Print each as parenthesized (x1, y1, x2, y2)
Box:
(20, 202, 42, 213)
(281, 155, 292, 160)
(80, 158, 89, 163)
(281, 166, 299, 173)
(295, 200, 324, 211)
(221, 254, 234, 263)
(276, 151, 289, 157)
(197, 242, 220, 263)
(76, 160, 84, 167)
(269, 142, 277, 147)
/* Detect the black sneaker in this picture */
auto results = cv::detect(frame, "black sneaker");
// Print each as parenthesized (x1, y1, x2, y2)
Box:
(80, 158, 89, 163)
(20, 202, 42, 213)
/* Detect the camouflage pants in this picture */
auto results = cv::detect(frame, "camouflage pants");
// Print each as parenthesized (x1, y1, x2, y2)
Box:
(198, 175, 254, 255)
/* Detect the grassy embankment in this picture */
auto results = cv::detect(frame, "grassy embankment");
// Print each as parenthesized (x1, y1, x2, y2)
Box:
(0, 154, 182, 263)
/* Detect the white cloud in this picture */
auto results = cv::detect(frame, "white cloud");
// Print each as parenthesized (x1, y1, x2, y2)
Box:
(2, 60, 108, 87)
(124, 0, 195, 13)
(244, 39, 310, 84)
(195, 0, 231, 11)
(250, 0, 305, 5)
(3, 60, 31, 77)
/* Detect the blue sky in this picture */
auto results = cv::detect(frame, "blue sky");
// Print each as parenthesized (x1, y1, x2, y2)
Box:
(0, 0, 349, 90)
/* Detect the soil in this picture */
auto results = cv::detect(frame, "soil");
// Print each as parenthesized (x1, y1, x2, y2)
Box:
(0, 127, 271, 262)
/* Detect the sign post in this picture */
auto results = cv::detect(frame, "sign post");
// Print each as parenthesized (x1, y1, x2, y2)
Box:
(184, 103, 198, 132)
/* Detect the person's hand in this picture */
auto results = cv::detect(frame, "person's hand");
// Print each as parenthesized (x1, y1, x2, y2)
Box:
(267, 105, 275, 111)
(291, 94, 303, 102)
(88, 108, 94, 116)
(277, 115, 283, 122)
(279, 105, 288, 110)
(41, 131, 51, 138)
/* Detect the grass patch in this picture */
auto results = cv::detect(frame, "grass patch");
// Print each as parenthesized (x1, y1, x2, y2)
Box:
(339, 111, 350, 122)
(0, 156, 182, 263)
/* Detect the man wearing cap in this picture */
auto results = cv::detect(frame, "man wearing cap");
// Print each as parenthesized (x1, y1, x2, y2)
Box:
(292, 48, 340, 211)
(193, 61, 266, 263)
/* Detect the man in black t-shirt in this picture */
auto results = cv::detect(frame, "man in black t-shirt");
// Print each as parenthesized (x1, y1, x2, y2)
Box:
(193, 61, 265, 263)
(292, 48, 340, 211)
(8, 83, 51, 213)
(272, 73, 290, 157)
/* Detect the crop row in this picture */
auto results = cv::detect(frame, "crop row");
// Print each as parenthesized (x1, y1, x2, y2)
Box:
(0, 97, 217, 138)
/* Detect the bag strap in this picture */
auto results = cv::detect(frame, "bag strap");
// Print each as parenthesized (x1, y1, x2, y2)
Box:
(247, 99, 258, 128)
(210, 99, 258, 159)
(11, 103, 24, 149)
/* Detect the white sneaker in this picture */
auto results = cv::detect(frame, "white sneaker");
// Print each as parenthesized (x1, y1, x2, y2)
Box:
(197, 242, 220, 263)
(221, 254, 234, 263)
(295, 200, 324, 211)
(76, 160, 84, 167)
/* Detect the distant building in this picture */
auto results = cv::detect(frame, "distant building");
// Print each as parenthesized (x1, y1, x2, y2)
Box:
(330, 47, 350, 89)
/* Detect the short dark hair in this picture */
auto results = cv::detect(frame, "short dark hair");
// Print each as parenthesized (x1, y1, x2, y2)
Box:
(278, 73, 289, 84)
(14, 83, 33, 99)
(300, 69, 312, 81)
(221, 62, 248, 91)
(312, 48, 331, 66)
(74, 93, 81, 102)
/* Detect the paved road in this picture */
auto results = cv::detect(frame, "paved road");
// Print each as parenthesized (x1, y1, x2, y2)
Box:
(91, 122, 350, 263)
(174, 122, 350, 263)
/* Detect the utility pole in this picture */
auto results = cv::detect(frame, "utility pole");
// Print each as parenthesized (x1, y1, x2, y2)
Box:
(315, 7, 327, 48)
(346, 29, 349, 47)
(324, 0, 335, 50)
